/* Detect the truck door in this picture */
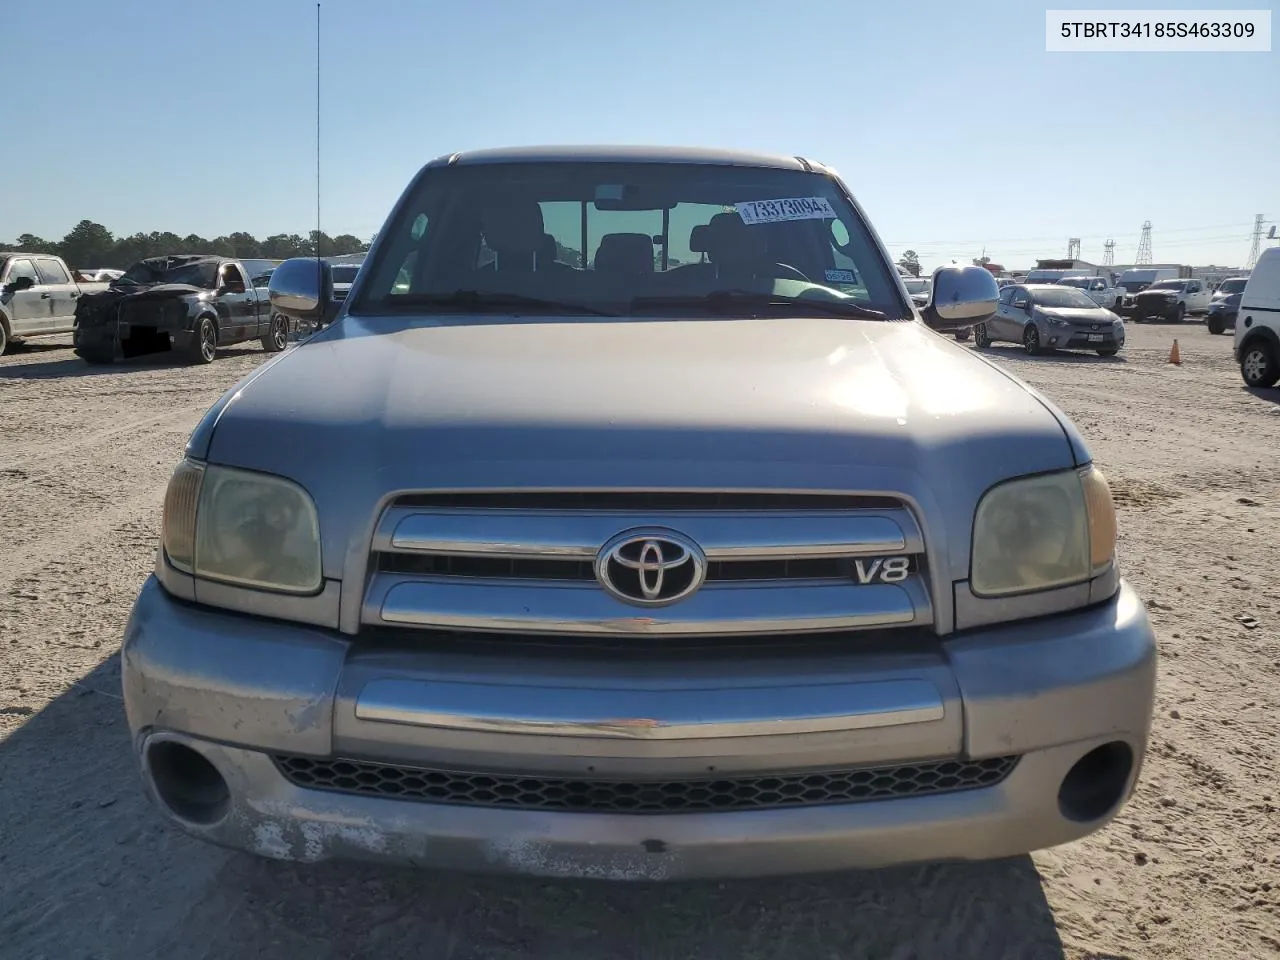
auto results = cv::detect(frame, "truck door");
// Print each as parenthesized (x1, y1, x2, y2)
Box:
(991, 285, 1020, 340)
(1187, 279, 1207, 313)
(1, 258, 46, 335)
(34, 257, 79, 332)
(214, 263, 253, 343)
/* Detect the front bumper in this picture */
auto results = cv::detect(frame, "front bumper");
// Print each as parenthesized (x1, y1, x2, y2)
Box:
(1133, 299, 1180, 320)
(1208, 307, 1237, 325)
(1039, 325, 1124, 351)
(122, 577, 1158, 880)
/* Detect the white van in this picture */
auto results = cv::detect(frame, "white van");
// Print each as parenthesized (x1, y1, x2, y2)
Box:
(1234, 246, 1280, 388)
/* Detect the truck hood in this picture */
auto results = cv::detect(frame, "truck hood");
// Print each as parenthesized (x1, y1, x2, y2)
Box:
(76, 283, 208, 327)
(198, 315, 1085, 579)
(1038, 306, 1117, 323)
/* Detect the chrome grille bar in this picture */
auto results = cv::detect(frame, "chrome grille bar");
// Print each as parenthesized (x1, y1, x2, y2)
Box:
(361, 492, 931, 637)
(375, 508, 921, 560)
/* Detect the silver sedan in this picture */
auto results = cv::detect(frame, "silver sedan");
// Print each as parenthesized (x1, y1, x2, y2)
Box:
(975, 284, 1126, 356)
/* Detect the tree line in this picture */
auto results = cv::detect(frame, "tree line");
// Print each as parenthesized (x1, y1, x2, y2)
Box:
(8, 219, 371, 270)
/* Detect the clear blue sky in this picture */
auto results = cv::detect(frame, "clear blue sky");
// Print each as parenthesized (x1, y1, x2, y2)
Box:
(4, 0, 1276, 270)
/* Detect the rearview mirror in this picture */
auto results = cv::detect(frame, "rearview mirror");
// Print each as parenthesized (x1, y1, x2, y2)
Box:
(921, 263, 998, 331)
(4, 276, 35, 293)
(1013, 298, 1029, 309)
(268, 257, 333, 322)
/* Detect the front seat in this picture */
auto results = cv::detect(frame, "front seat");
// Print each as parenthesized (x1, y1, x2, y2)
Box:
(593, 233, 655, 276)
(702, 212, 771, 278)
(478, 199, 548, 272)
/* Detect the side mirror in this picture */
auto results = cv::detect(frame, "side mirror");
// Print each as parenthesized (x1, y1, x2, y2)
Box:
(921, 264, 998, 331)
(268, 257, 333, 322)
(4, 275, 36, 293)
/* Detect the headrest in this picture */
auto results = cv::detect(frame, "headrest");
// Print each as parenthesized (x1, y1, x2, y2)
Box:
(480, 199, 545, 255)
(704, 211, 768, 265)
(594, 232, 654, 275)
(538, 232, 558, 265)
(689, 224, 709, 253)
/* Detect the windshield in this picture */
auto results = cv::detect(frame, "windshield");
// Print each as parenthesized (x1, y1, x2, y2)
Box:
(1119, 280, 1151, 292)
(1146, 280, 1185, 291)
(902, 278, 930, 294)
(1217, 278, 1247, 294)
(351, 161, 906, 319)
(1029, 286, 1099, 309)
(331, 264, 361, 284)
(241, 258, 279, 287)
(1057, 277, 1093, 289)
(117, 257, 219, 289)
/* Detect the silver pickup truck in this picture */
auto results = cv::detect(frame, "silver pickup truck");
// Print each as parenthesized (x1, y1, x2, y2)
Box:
(121, 146, 1157, 881)
(0, 251, 108, 354)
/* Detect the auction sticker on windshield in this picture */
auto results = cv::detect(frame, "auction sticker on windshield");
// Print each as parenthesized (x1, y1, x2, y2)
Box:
(736, 197, 837, 225)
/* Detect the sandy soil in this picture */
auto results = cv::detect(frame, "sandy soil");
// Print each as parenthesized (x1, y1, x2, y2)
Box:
(1, 324, 1277, 960)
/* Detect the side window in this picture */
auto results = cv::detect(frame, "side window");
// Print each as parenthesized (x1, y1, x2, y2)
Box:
(6, 258, 40, 284)
(998, 285, 1015, 305)
(1189, 280, 1201, 293)
(36, 258, 72, 285)
(220, 264, 246, 293)
(393, 214, 429, 291)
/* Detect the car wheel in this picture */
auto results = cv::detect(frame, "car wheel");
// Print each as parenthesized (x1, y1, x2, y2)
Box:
(1207, 316, 1224, 335)
(0, 320, 8, 356)
(261, 313, 290, 353)
(188, 316, 218, 365)
(973, 323, 991, 347)
(1022, 325, 1041, 355)
(1240, 341, 1280, 388)
(1173, 303, 1185, 323)
(1097, 348, 1119, 357)
(953, 327, 971, 342)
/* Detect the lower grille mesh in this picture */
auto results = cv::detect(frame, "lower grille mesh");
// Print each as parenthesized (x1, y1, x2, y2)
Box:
(273, 755, 1018, 814)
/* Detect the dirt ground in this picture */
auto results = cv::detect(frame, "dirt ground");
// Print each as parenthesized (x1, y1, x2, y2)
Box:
(2, 323, 1277, 960)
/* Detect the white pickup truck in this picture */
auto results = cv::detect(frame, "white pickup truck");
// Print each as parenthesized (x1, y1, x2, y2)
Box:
(0, 252, 109, 354)
(1057, 275, 1121, 310)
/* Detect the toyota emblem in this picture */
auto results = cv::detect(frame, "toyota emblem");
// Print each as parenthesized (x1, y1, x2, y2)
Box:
(594, 529, 707, 607)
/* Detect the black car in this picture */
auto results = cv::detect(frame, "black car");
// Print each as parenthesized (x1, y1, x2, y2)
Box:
(73, 255, 289, 364)
(1206, 276, 1248, 335)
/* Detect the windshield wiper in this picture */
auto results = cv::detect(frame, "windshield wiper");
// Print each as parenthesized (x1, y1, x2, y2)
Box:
(630, 290, 888, 320)
(380, 290, 617, 317)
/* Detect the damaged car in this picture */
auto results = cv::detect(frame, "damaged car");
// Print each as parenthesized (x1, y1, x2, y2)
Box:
(73, 255, 289, 365)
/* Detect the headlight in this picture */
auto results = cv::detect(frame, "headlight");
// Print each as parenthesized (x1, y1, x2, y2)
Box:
(1045, 315, 1069, 327)
(161, 460, 322, 594)
(970, 466, 1115, 597)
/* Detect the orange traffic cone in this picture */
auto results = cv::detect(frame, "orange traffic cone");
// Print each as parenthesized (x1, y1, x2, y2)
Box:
(1168, 339, 1181, 365)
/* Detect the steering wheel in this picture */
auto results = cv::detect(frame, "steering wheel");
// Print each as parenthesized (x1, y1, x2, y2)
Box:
(772, 262, 811, 283)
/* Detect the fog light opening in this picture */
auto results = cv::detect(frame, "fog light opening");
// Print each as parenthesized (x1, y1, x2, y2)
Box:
(147, 741, 231, 826)
(1057, 741, 1134, 823)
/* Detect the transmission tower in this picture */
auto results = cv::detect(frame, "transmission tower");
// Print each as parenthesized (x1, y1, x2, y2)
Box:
(1067, 237, 1081, 259)
(1103, 239, 1115, 266)
(1135, 221, 1153, 265)
(1246, 213, 1265, 269)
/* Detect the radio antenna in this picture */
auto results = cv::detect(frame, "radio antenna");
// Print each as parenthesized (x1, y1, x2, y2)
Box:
(315, 2, 322, 266)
